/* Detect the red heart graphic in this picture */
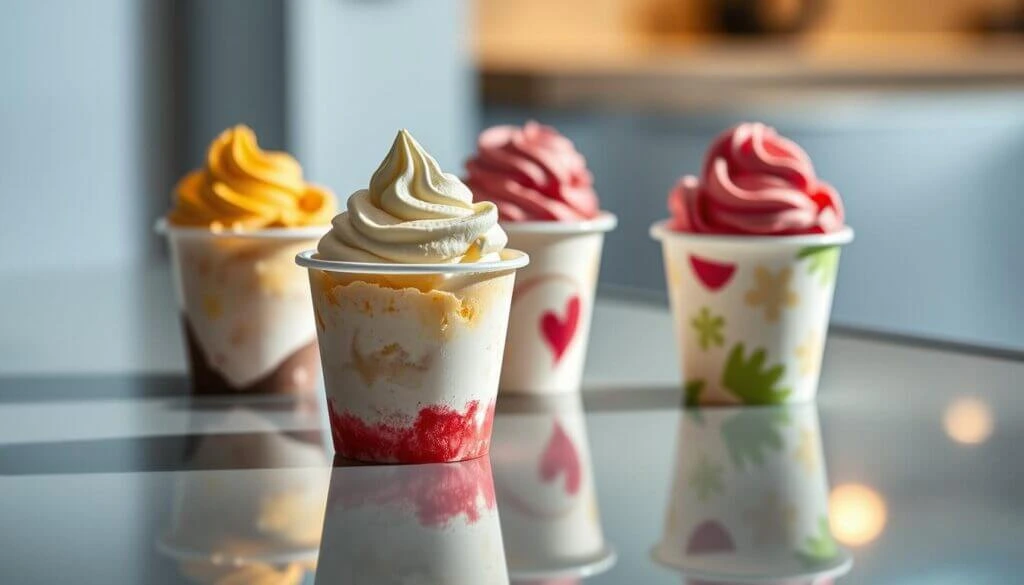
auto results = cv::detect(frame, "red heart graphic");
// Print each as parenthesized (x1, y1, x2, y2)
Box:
(538, 420, 581, 495)
(689, 255, 737, 291)
(540, 295, 581, 364)
(687, 519, 736, 554)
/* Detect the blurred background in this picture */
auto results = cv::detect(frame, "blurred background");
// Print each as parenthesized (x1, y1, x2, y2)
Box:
(1, 0, 1022, 374)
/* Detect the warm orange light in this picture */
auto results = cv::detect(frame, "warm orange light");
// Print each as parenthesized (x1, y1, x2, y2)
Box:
(943, 397, 993, 445)
(829, 483, 887, 547)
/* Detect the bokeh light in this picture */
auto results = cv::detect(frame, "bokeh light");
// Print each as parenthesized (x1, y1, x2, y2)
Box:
(829, 483, 887, 547)
(943, 397, 994, 445)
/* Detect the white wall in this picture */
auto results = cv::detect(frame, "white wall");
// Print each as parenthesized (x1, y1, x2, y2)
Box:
(287, 0, 475, 200)
(0, 1, 174, 271)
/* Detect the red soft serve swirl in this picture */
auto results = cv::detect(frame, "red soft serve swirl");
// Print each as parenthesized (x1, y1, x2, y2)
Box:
(465, 121, 600, 222)
(669, 123, 844, 235)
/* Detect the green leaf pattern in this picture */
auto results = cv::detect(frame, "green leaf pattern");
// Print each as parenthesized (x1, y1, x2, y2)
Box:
(684, 379, 705, 407)
(720, 408, 791, 470)
(797, 246, 841, 286)
(688, 454, 725, 502)
(796, 516, 840, 567)
(722, 343, 791, 405)
(690, 307, 725, 350)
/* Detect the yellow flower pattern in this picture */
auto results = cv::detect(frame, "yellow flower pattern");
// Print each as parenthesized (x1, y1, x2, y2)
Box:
(793, 426, 820, 474)
(795, 331, 823, 377)
(745, 266, 799, 322)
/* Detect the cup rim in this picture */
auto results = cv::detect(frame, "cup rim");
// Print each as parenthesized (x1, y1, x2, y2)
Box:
(154, 218, 329, 240)
(156, 534, 319, 565)
(650, 542, 853, 583)
(294, 248, 530, 275)
(501, 211, 618, 235)
(650, 220, 854, 247)
(509, 544, 618, 580)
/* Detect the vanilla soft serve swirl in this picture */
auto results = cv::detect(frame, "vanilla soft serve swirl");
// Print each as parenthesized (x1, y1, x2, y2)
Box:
(318, 130, 507, 264)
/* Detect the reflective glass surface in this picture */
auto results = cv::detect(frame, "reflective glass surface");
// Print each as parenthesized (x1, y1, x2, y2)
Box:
(1, 332, 1022, 584)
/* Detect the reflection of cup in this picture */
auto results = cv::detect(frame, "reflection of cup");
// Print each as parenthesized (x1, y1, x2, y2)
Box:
(653, 404, 851, 583)
(316, 458, 509, 584)
(491, 394, 615, 580)
(161, 222, 326, 398)
(499, 214, 616, 394)
(296, 250, 528, 463)
(159, 408, 330, 584)
(651, 222, 853, 404)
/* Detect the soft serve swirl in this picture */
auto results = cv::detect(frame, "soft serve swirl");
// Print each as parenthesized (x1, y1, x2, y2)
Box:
(318, 130, 507, 264)
(668, 123, 844, 235)
(169, 125, 336, 229)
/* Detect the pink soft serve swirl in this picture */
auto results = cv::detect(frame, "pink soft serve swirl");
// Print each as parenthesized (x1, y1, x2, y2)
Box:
(668, 123, 844, 235)
(465, 121, 600, 221)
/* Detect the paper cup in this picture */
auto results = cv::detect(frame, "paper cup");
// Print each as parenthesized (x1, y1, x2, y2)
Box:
(316, 458, 510, 585)
(158, 220, 327, 398)
(296, 249, 529, 463)
(159, 408, 330, 581)
(651, 222, 853, 405)
(653, 404, 851, 583)
(499, 213, 617, 394)
(490, 394, 616, 580)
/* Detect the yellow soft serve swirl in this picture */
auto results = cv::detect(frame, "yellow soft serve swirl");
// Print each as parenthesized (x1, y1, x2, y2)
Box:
(317, 129, 507, 263)
(169, 125, 336, 229)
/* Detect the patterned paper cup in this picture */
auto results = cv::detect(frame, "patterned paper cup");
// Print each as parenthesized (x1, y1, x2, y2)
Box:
(296, 249, 529, 464)
(158, 220, 328, 398)
(500, 213, 617, 394)
(651, 222, 854, 405)
(490, 394, 616, 580)
(652, 404, 851, 583)
(316, 459, 510, 585)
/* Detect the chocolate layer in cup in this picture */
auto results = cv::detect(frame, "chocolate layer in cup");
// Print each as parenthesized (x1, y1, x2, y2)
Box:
(182, 317, 319, 397)
(159, 223, 326, 399)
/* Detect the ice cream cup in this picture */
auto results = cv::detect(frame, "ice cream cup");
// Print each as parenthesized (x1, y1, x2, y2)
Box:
(158, 408, 330, 582)
(158, 220, 328, 399)
(499, 212, 617, 395)
(295, 249, 529, 464)
(650, 222, 854, 405)
(652, 404, 851, 583)
(491, 393, 616, 580)
(316, 458, 510, 584)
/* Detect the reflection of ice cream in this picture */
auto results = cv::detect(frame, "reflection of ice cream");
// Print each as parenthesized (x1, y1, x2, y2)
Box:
(653, 405, 850, 583)
(491, 395, 614, 579)
(164, 126, 337, 396)
(652, 123, 853, 404)
(160, 408, 330, 584)
(668, 123, 843, 236)
(466, 122, 614, 394)
(316, 458, 509, 584)
(302, 129, 526, 463)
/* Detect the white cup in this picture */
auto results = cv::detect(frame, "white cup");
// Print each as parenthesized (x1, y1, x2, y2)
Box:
(159, 220, 328, 397)
(296, 249, 529, 463)
(653, 404, 851, 583)
(500, 212, 617, 394)
(651, 222, 854, 405)
(316, 458, 510, 585)
(491, 394, 616, 580)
